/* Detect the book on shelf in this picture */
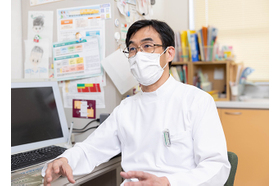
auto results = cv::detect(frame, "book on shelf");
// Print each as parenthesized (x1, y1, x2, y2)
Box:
(192, 26, 219, 61)
(202, 26, 208, 61)
(206, 26, 212, 61)
(174, 31, 182, 62)
(209, 27, 218, 61)
(187, 30, 200, 62)
(170, 66, 181, 82)
(197, 29, 204, 61)
(180, 31, 189, 62)
(186, 30, 194, 61)
(183, 64, 188, 84)
(182, 65, 186, 83)
(173, 25, 219, 62)
(176, 66, 184, 83)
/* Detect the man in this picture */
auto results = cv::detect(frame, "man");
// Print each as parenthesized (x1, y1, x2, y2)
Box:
(42, 19, 230, 186)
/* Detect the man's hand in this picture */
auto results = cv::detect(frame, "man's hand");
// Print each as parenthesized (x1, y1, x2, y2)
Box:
(120, 171, 170, 186)
(43, 157, 75, 186)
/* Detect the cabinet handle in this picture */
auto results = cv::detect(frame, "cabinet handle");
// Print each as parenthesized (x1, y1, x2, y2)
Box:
(225, 112, 242, 115)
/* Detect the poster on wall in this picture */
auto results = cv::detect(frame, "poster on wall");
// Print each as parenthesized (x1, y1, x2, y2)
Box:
(24, 39, 49, 79)
(56, 4, 111, 60)
(53, 37, 102, 81)
(28, 11, 53, 57)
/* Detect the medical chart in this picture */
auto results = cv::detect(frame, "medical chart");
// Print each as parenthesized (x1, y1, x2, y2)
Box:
(62, 80, 105, 108)
(28, 11, 53, 57)
(53, 37, 102, 81)
(24, 39, 49, 79)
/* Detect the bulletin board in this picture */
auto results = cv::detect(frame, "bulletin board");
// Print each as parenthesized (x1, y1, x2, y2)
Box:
(21, 0, 133, 141)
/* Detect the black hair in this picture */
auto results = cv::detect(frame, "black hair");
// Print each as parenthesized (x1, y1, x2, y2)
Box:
(126, 19, 175, 68)
(33, 16, 44, 27)
(31, 46, 44, 55)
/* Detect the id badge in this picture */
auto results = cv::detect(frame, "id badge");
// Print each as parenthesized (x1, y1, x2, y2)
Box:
(163, 129, 171, 147)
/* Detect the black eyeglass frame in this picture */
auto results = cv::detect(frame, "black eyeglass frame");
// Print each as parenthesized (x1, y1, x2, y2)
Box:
(123, 43, 164, 58)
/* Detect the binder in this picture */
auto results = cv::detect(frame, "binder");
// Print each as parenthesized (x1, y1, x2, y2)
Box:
(202, 26, 208, 61)
(210, 27, 218, 61)
(197, 29, 204, 61)
(180, 31, 189, 62)
(187, 30, 199, 62)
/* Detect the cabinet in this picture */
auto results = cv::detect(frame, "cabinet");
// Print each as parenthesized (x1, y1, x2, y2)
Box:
(218, 108, 269, 186)
(171, 61, 232, 101)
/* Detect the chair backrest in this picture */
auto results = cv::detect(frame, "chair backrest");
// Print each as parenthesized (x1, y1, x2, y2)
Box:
(224, 151, 238, 186)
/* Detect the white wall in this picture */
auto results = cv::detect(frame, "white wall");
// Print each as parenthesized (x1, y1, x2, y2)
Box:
(152, 0, 189, 31)
(11, 0, 23, 79)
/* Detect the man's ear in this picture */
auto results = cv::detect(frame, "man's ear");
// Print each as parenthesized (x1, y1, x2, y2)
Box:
(167, 46, 175, 62)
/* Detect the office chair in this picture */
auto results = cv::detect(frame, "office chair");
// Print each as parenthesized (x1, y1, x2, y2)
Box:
(224, 151, 238, 186)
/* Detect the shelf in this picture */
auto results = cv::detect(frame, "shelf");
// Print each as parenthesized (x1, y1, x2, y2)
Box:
(216, 98, 228, 102)
(171, 62, 191, 65)
(170, 60, 233, 101)
(172, 61, 233, 65)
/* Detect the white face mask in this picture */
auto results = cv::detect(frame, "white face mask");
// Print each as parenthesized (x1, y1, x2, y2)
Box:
(128, 47, 169, 86)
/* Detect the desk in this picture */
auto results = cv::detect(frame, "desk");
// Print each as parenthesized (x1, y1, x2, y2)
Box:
(11, 156, 122, 186)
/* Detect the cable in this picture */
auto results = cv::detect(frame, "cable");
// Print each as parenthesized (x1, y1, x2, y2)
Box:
(68, 118, 100, 131)
(72, 125, 100, 133)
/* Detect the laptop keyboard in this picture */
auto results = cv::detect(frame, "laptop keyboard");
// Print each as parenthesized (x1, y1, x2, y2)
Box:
(11, 145, 67, 172)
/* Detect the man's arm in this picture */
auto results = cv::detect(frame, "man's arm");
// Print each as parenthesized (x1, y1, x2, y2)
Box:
(41, 106, 122, 182)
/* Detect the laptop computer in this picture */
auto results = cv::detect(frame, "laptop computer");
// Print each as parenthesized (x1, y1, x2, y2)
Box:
(11, 80, 70, 172)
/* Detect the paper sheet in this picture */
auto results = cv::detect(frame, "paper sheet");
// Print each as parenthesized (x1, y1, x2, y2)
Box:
(53, 37, 102, 81)
(62, 78, 105, 108)
(24, 39, 49, 79)
(57, 4, 111, 60)
(73, 99, 96, 119)
(101, 49, 138, 95)
(214, 67, 224, 80)
(28, 11, 53, 57)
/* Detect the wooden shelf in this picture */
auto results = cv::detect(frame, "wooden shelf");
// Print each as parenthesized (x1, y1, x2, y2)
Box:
(216, 98, 228, 102)
(171, 62, 191, 65)
(172, 61, 233, 65)
(170, 60, 233, 101)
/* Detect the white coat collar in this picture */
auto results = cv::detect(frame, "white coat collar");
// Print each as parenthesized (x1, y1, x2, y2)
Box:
(140, 75, 176, 102)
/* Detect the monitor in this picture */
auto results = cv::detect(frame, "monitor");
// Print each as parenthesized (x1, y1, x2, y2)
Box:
(11, 80, 69, 154)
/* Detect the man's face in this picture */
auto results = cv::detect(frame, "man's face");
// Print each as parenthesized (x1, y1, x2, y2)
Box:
(128, 26, 168, 68)
(30, 51, 43, 68)
(33, 25, 44, 33)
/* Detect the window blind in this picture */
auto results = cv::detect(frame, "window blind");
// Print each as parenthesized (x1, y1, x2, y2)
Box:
(193, 0, 269, 81)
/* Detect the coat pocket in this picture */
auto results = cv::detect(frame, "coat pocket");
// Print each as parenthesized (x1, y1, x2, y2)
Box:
(157, 130, 192, 167)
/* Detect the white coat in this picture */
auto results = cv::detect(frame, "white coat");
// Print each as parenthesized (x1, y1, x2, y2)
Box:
(42, 75, 231, 186)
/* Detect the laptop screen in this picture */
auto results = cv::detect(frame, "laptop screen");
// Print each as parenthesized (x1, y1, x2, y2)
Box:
(11, 81, 69, 154)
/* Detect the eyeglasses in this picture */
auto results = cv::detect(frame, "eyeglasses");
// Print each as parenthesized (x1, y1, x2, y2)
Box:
(123, 42, 163, 58)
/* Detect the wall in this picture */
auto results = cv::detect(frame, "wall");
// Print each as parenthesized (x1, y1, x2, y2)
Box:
(152, 0, 190, 31)
(11, 0, 23, 79)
